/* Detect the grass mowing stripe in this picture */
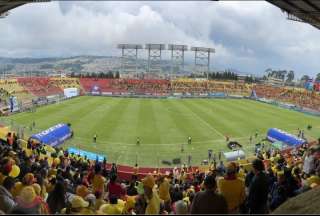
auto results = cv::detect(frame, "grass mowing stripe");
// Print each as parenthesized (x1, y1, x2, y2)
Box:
(179, 99, 225, 138)
(4, 96, 320, 167)
(194, 99, 251, 137)
(167, 99, 218, 141)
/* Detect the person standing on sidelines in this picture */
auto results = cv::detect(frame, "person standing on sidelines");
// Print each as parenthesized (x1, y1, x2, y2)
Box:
(181, 144, 184, 153)
(93, 134, 97, 143)
(225, 135, 230, 142)
(188, 136, 192, 145)
(136, 137, 140, 146)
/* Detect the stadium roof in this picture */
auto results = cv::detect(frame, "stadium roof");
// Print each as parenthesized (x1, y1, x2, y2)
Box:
(0, 0, 49, 16)
(1, 0, 320, 31)
(266, 0, 320, 30)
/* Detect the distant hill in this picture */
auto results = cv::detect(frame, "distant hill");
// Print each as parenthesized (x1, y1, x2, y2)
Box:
(0, 55, 247, 77)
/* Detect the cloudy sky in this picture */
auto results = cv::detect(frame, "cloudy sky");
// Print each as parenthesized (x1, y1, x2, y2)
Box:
(0, 1, 320, 77)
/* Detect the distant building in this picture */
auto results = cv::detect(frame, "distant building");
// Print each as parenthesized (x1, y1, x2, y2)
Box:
(237, 74, 248, 82)
(265, 76, 285, 86)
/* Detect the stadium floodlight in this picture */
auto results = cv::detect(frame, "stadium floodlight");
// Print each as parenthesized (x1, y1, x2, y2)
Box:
(145, 44, 166, 50)
(168, 44, 188, 76)
(145, 44, 166, 75)
(191, 47, 215, 79)
(168, 44, 188, 51)
(117, 44, 143, 75)
(190, 47, 215, 53)
(117, 44, 143, 50)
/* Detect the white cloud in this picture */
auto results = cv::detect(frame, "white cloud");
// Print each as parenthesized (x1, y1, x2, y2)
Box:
(0, 1, 320, 77)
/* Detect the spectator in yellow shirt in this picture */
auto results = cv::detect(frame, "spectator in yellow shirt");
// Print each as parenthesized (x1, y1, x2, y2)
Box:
(307, 170, 320, 186)
(217, 162, 245, 213)
(142, 174, 161, 214)
(157, 174, 171, 212)
(92, 164, 106, 194)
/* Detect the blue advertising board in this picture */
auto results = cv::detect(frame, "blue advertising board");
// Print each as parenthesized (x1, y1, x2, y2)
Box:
(267, 128, 306, 147)
(68, 147, 105, 162)
(31, 123, 72, 147)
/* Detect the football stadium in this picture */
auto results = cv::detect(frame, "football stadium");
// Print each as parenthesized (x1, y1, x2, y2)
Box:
(0, 0, 320, 215)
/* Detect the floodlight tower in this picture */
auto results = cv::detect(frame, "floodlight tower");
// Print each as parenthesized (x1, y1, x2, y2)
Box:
(168, 44, 188, 78)
(145, 44, 166, 77)
(191, 47, 215, 79)
(117, 44, 143, 76)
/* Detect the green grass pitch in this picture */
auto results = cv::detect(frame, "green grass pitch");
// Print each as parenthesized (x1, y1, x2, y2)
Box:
(3, 96, 320, 167)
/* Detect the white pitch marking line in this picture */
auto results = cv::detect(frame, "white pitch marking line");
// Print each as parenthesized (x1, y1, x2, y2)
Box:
(184, 106, 226, 139)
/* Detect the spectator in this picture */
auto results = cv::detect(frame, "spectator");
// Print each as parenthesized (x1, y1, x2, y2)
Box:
(303, 149, 315, 175)
(142, 174, 161, 214)
(126, 181, 138, 196)
(92, 163, 106, 194)
(97, 196, 124, 215)
(190, 173, 228, 214)
(76, 184, 89, 199)
(269, 171, 288, 211)
(14, 186, 49, 214)
(61, 195, 93, 214)
(107, 174, 125, 200)
(174, 200, 188, 214)
(217, 162, 246, 213)
(248, 159, 269, 214)
(46, 181, 66, 214)
(0, 176, 16, 213)
(157, 174, 171, 212)
(94, 190, 106, 211)
(217, 161, 226, 175)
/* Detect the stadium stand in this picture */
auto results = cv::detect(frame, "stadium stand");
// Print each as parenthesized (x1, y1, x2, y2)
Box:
(50, 77, 82, 89)
(79, 78, 115, 93)
(0, 79, 35, 105)
(1, 77, 319, 115)
(253, 84, 320, 111)
(109, 79, 170, 95)
(17, 77, 63, 97)
(0, 125, 318, 214)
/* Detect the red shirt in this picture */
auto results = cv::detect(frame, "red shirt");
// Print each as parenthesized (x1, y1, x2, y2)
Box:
(107, 182, 125, 199)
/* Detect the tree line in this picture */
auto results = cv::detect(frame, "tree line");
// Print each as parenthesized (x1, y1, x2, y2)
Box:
(189, 71, 238, 80)
(188, 70, 259, 83)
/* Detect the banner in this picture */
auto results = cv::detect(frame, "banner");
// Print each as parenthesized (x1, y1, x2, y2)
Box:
(267, 128, 306, 147)
(68, 147, 105, 162)
(31, 123, 72, 147)
(208, 92, 226, 98)
(64, 88, 79, 98)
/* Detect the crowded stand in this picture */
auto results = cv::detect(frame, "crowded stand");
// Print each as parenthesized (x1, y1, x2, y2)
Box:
(170, 79, 250, 95)
(0, 77, 319, 113)
(17, 77, 63, 97)
(253, 84, 320, 111)
(0, 128, 318, 214)
(108, 79, 170, 95)
(79, 78, 115, 93)
(49, 77, 83, 92)
(0, 79, 34, 103)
